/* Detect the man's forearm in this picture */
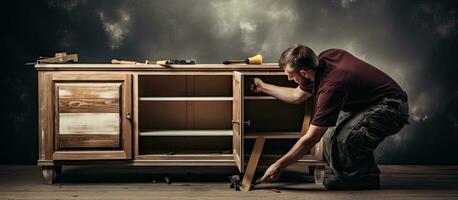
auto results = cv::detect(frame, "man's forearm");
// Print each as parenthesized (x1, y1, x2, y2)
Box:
(275, 125, 328, 168)
(261, 82, 304, 104)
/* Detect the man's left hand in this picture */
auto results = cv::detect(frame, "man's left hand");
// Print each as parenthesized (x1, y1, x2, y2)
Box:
(259, 162, 283, 183)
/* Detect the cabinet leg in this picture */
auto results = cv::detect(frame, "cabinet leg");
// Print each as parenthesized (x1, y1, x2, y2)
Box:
(314, 165, 325, 185)
(240, 136, 265, 192)
(42, 166, 58, 184)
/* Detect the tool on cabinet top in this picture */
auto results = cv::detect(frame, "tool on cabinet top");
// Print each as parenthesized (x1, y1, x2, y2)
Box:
(36, 52, 78, 64)
(111, 59, 196, 65)
(223, 54, 263, 65)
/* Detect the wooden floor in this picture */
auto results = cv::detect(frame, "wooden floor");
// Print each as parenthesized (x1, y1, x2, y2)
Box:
(0, 165, 457, 200)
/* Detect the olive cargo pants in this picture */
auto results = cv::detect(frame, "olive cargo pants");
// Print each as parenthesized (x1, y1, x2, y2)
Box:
(322, 97, 409, 179)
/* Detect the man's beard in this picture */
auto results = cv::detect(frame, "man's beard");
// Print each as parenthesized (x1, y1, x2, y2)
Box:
(300, 76, 312, 85)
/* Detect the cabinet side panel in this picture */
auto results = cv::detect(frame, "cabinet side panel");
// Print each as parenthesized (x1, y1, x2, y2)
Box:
(38, 72, 54, 161)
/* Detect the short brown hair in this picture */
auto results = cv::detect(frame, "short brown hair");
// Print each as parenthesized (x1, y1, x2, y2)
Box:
(279, 44, 318, 71)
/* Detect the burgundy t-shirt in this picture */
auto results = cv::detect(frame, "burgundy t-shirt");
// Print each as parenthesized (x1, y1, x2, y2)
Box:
(300, 49, 407, 127)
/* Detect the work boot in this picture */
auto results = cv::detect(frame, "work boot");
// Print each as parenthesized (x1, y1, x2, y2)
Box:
(324, 175, 380, 190)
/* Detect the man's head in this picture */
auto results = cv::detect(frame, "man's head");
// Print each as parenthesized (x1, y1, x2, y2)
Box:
(279, 44, 319, 84)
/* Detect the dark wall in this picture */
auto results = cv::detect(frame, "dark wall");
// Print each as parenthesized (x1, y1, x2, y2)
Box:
(1, 0, 457, 164)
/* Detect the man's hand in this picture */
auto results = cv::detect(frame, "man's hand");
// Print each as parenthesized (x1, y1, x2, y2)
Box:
(258, 162, 283, 183)
(249, 78, 264, 93)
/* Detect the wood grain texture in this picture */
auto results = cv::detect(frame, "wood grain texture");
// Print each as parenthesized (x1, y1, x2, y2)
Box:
(138, 101, 232, 130)
(52, 151, 127, 160)
(4, 165, 458, 199)
(38, 72, 54, 161)
(241, 136, 265, 192)
(58, 113, 120, 135)
(139, 130, 233, 136)
(135, 154, 234, 161)
(59, 134, 120, 148)
(300, 99, 314, 136)
(121, 73, 132, 159)
(232, 71, 244, 173)
(36, 63, 284, 71)
(37, 70, 322, 174)
(51, 73, 131, 81)
(57, 83, 121, 99)
(133, 74, 140, 159)
(138, 75, 232, 97)
(59, 98, 119, 113)
(244, 132, 301, 139)
(47, 73, 132, 160)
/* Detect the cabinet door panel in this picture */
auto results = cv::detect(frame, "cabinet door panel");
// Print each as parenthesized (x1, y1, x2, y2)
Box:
(58, 83, 121, 99)
(232, 71, 244, 172)
(51, 73, 131, 160)
(59, 113, 119, 135)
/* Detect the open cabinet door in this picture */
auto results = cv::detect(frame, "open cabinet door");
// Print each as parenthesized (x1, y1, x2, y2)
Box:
(232, 71, 244, 172)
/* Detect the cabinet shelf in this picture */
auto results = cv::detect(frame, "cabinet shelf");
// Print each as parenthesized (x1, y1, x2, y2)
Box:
(245, 132, 301, 139)
(244, 96, 276, 100)
(139, 97, 233, 101)
(139, 130, 233, 137)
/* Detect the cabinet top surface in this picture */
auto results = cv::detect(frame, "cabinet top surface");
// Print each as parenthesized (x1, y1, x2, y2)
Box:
(35, 63, 283, 71)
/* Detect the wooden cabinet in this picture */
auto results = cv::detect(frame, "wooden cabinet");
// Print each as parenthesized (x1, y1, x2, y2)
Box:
(36, 64, 325, 185)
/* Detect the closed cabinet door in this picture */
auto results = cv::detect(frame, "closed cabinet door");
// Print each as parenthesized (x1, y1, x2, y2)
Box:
(51, 73, 132, 160)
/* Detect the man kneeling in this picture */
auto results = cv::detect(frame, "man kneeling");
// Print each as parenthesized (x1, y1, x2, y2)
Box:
(252, 44, 409, 190)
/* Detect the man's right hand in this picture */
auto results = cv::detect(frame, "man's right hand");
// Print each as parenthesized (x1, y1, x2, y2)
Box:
(250, 78, 264, 93)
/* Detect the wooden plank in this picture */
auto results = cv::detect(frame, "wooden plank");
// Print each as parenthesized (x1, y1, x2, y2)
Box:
(4, 165, 458, 197)
(121, 73, 133, 159)
(244, 96, 276, 100)
(4, 165, 458, 199)
(47, 73, 132, 160)
(253, 156, 326, 165)
(192, 75, 233, 96)
(300, 99, 314, 136)
(52, 151, 127, 160)
(36, 63, 283, 70)
(139, 97, 233, 101)
(59, 113, 120, 135)
(139, 130, 233, 136)
(193, 101, 232, 129)
(51, 73, 131, 81)
(58, 134, 120, 148)
(59, 98, 119, 113)
(132, 161, 237, 166)
(139, 101, 232, 130)
(241, 136, 265, 192)
(245, 132, 301, 139)
(138, 75, 232, 98)
(186, 75, 195, 129)
(232, 71, 244, 172)
(136, 154, 234, 160)
(38, 72, 54, 160)
(133, 74, 140, 159)
(57, 83, 121, 99)
(244, 100, 305, 132)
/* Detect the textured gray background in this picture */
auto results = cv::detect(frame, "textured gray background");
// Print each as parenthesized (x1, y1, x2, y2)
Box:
(1, 0, 456, 164)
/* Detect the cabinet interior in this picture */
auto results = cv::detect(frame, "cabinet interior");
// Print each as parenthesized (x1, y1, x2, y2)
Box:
(138, 75, 233, 155)
(243, 75, 305, 132)
(137, 74, 308, 157)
